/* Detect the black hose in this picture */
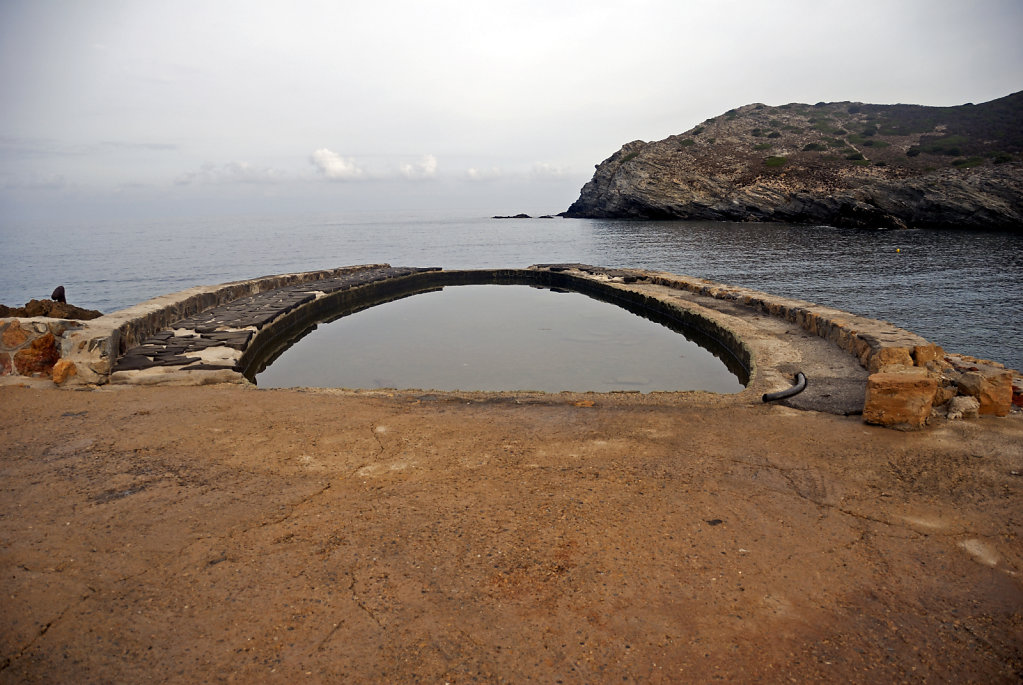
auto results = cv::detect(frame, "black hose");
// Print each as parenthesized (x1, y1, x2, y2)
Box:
(762, 372, 807, 402)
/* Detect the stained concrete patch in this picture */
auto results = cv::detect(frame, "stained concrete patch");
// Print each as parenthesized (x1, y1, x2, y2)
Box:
(958, 538, 1000, 567)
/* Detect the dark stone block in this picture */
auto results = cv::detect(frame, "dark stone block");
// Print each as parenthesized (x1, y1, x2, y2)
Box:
(113, 355, 158, 371)
(151, 355, 193, 367)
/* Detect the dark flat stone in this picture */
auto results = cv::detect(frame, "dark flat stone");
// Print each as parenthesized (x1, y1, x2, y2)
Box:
(185, 362, 240, 371)
(113, 355, 158, 371)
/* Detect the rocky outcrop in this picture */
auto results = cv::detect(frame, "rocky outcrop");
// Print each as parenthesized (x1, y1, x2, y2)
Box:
(565, 93, 1023, 230)
(0, 299, 103, 320)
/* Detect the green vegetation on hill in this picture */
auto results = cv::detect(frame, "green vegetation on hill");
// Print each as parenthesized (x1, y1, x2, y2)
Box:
(709, 91, 1023, 173)
(565, 91, 1023, 229)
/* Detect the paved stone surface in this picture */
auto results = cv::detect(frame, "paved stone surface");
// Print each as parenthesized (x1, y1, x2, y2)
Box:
(112, 266, 430, 374)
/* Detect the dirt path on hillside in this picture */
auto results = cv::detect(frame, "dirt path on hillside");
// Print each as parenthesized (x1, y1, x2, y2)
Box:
(1, 385, 1021, 682)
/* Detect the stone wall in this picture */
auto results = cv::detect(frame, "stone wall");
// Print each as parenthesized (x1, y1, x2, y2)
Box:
(613, 268, 1017, 428)
(0, 318, 81, 383)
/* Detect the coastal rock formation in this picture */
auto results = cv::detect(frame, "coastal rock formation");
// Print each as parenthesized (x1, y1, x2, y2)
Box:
(565, 92, 1023, 230)
(0, 298, 103, 320)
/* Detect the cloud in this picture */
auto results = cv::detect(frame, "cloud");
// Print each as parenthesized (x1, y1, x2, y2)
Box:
(399, 154, 438, 180)
(175, 161, 287, 185)
(464, 166, 502, 181)
(310, 148, 365, 180)
(531, 162, 571, 179)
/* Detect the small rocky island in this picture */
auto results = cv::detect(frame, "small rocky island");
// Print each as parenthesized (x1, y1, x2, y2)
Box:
(564, 91, 1023, 230)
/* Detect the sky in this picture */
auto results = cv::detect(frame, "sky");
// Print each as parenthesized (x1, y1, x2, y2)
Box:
(1, 0, 1022, 222)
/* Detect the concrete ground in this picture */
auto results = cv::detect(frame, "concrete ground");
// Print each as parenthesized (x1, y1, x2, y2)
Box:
(1, 384, 1021, 682)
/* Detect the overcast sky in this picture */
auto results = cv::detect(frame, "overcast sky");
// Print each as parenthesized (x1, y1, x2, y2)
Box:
(2, 0, 1021, 222)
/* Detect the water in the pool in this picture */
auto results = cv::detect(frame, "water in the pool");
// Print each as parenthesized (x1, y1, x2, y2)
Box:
(254, 284, 746, 393)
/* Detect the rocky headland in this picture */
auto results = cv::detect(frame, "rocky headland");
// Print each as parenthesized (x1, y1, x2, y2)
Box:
(564, 92, 1023, 230)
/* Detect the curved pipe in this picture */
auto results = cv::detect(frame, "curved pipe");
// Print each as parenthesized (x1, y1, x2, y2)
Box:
(762, 372, 807, 402)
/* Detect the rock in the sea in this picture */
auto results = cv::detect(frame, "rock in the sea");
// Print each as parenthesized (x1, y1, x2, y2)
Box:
(863, 369, 937, 429)
(564, 92, 1023, 230)
(0, 299, 103, 320)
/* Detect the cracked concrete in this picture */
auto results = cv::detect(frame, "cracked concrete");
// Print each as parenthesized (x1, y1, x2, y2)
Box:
(1, 384, 1021, 681)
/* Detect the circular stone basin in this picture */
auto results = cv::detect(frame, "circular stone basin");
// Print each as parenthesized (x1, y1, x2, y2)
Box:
(254, 284, 745, 393)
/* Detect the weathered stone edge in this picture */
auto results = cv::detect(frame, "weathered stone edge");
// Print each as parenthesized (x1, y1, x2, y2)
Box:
(634, 269, 938, 373)
(59, 265, 389, 385)
(591, 267, 1017, 426)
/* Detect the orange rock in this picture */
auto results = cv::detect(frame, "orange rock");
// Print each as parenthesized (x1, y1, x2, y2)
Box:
(52, 359, 78, 385)
(0, 351, 11, 375)
(863, 369, 937, 429)
(13, 333, 59, 375)
(912, 344, 944, 366)
(867, 346, 915, 373)
(958, 370, 1012, 417)
(2, 322, 29, 348)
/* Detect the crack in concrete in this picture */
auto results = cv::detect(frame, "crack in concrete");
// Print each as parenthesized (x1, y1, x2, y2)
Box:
(239, 482, 333, 534)
(0, 591, 93, 674)
(729, 456, 960, 538)
(313, 572, 383, 654)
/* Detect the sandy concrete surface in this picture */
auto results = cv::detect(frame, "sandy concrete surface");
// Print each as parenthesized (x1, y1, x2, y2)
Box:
(1, 384, 1021, 682)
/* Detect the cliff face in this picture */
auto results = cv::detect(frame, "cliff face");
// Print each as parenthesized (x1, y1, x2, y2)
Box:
(565, 92, 1023, 230)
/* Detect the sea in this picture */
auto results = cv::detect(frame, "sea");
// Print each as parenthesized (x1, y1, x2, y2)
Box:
(1, 210, 1020, 372)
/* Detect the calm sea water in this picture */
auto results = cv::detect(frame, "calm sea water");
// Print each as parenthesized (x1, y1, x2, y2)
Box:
(1, 210, 1020, 371)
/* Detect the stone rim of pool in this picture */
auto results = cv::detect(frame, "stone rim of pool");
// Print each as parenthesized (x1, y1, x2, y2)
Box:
(39, 262, 1008, 427)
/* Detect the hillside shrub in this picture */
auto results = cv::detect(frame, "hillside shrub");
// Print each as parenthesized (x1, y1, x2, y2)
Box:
(802, 143, 827, 151)
(845, 152, 865, 161)
(767, 131, 782, 138)
(754, 143, 773, 151)
(764, 156, 787, 167)
(916, 134, 969, 156)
